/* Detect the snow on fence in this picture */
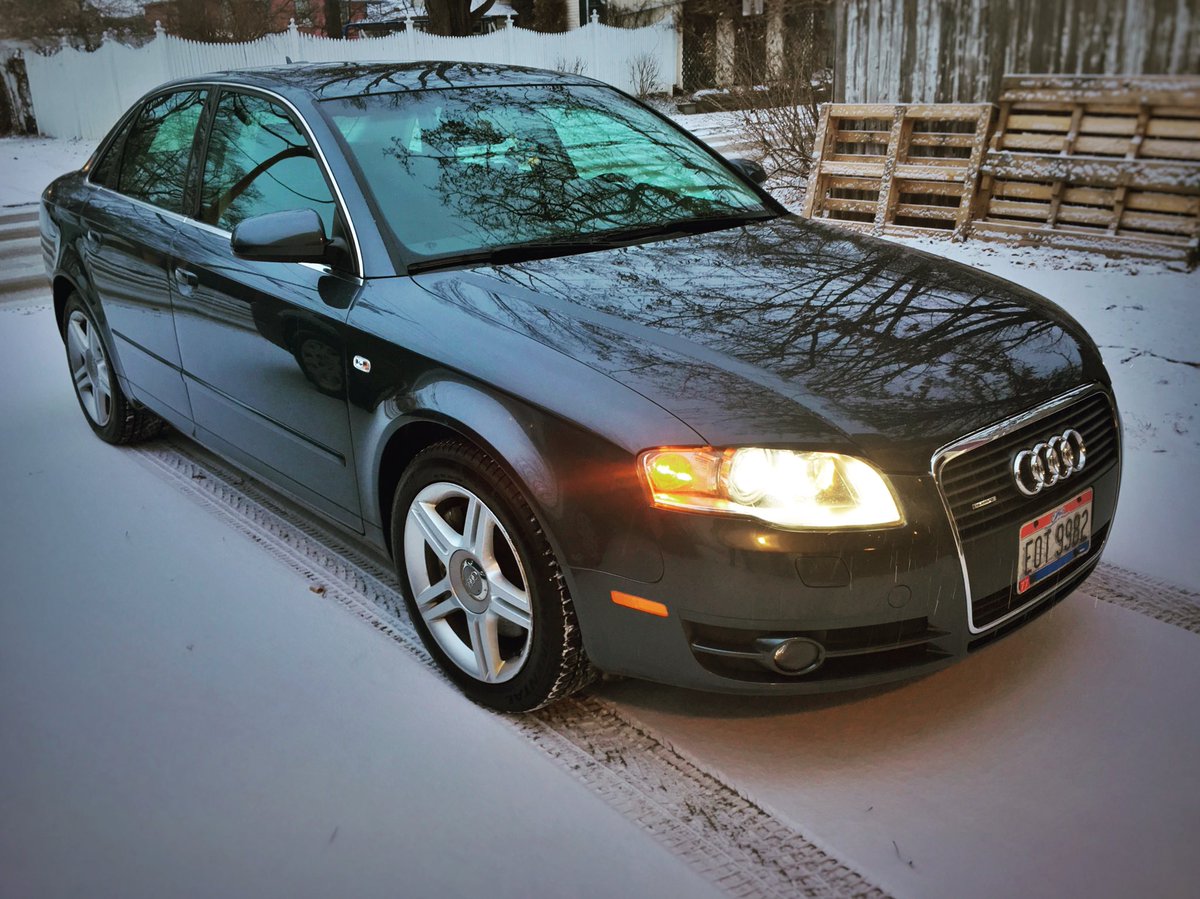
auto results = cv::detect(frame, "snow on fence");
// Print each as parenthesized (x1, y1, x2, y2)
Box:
(26, 17, 679, 140)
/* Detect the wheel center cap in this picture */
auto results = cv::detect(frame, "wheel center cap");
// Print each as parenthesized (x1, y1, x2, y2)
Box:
(448, 550, 491, 613)
(460, 558, 489, 601)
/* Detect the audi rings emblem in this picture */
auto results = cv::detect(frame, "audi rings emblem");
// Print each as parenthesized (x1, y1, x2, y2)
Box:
(1012, 429, 1087, 496)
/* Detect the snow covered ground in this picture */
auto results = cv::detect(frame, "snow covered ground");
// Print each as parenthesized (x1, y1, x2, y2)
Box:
(2, 133, 1199, 898)
(0, 136, 95, 207)
(604, 584, 1200, 899)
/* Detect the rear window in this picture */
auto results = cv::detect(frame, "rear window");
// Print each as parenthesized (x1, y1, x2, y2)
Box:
(116, 89, 207, 213)
(89, 114, 136, 188)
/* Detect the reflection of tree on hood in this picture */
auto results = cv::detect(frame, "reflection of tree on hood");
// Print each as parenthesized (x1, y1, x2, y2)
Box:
(480, 220, 1083, 441)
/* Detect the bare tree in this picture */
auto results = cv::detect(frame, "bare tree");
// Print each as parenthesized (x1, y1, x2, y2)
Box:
(509, 0, 567, 32)
(712, 0, 831, 190)
(425, 0, 498, 36)
(225, 0, 275, 40)
(168, 1, 221, 42)
(167, 0, 275, 42)
(731, 47, 822, 189)
(530, 0, 567, 32)
(1, 0, 146, 51)
(627, 52, 662, 99)
(323, 0, 343, 38)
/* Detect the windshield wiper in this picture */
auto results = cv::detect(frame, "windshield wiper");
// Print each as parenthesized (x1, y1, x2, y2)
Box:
(407, 239, 591, 275)
(406, 212, 780, 275)
(606, 211, 780, 242)
(551, 211, 781, 253)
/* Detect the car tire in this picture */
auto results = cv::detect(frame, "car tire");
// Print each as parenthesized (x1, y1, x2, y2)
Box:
(62, 293, 164, 445)
(391, 439, 597, 712)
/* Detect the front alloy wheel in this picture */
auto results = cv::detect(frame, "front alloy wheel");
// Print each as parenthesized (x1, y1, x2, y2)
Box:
(392, 440, 596, 712)
(404, 481, 534, 684)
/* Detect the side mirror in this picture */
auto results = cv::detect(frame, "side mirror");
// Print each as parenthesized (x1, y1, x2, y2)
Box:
(231, 208, 329, 264)
(728, 157, 767, 185)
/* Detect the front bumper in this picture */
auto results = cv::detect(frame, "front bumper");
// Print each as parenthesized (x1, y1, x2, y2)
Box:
(567, 388, 1120, 695)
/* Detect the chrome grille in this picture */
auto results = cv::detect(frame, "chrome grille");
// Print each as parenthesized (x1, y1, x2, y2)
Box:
(939, 391, 1118, 543)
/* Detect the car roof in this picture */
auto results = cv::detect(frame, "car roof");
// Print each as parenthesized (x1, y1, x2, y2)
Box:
(161, 61, 603, 102)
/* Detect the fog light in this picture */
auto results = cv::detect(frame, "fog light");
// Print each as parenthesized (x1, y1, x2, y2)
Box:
(762, 637, 824, 675)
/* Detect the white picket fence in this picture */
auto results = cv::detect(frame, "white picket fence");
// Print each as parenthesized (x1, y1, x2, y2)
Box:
(26, 17, 679, 140)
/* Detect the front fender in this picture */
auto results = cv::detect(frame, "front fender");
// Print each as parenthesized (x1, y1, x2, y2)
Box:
(345, 277, 706, 583)
(351, 372, 666, 585)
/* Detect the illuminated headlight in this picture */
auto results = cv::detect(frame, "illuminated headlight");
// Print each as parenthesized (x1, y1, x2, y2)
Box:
(639, 447, 903, 529)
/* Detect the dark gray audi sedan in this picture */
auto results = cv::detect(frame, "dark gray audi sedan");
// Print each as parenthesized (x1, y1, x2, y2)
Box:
(41, 62, 1120, 711)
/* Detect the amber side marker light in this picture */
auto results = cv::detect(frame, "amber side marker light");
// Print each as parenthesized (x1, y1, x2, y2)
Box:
(611, 590, 669, 617)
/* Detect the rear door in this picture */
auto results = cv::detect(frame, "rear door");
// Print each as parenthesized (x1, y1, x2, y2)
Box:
(170, 87, 363, 529)
(82, 88, 208, 424)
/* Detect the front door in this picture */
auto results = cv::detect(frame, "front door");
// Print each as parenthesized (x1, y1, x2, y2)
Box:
(170, 88, 363, 529)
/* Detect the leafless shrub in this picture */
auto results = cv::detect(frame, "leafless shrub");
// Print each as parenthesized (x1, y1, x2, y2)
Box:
(627, 52, 663, 99)
(552, 56, 588, 76)
(729, 37, 824, 190)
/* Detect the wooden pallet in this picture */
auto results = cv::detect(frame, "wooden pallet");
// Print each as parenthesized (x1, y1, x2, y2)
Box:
(802, 103, 994, 239)
(973, 75, 1200, 264)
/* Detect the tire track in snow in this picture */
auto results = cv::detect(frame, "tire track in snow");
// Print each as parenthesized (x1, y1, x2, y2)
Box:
(132, 435, 889, 899)
(1084, 564, 1200, 636)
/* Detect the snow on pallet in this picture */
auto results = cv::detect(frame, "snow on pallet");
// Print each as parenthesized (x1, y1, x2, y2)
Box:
(801, 103, 994, 240)
(971, 75, 1200, 265)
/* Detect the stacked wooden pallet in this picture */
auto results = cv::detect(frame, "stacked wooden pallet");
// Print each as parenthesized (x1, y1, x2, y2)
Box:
(802, 103, 994, 239)
(971, 75, 1200, 263)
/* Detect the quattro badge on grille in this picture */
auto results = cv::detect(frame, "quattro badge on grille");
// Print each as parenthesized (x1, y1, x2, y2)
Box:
(1011, 429, 1087, 496)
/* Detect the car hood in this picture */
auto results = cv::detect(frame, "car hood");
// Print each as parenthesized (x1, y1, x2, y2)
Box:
(412, 216, 1105, 473)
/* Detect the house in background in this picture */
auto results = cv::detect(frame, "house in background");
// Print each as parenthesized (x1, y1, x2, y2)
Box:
(342, 0, 520, 36)
(140, 1, 344, 37)
(562, 0, 1197, 100)
(141, 1, 518, 39)
(560, 0, 833, 93)
(832, 0, 1199, 104)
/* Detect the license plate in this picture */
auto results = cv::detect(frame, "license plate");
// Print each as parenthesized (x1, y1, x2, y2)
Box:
(1016, 488, 1093, 594)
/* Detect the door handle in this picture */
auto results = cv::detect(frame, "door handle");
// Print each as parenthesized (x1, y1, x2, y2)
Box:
(173, 267, 199, 290)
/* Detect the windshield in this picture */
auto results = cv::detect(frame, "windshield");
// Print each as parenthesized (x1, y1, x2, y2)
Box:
(320, 84, 773, 266)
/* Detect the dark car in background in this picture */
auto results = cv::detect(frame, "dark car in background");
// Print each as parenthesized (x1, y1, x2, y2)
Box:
(40, 62, 1121, 711)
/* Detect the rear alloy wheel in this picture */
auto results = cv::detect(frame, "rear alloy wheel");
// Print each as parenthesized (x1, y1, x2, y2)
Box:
(393, 440, 596, 712)
(62, 294, 163, 444)
(66, 307, 113, 428)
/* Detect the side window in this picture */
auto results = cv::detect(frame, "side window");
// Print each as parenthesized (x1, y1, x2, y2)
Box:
(117, 89, 207, 212)
(90, 113, 136, 188)
(200, 91, 336, 236)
